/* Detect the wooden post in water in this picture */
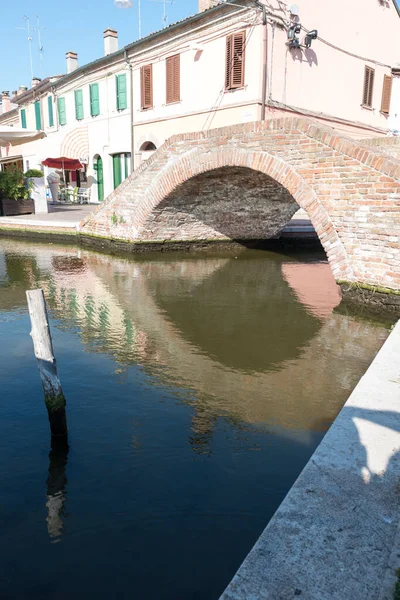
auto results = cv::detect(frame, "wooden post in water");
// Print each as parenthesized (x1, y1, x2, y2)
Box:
(26, 289, 68, 437)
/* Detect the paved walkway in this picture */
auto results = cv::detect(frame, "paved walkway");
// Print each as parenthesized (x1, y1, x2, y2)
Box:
(0, 203, 96, 230)
(221, 320, 400, 600)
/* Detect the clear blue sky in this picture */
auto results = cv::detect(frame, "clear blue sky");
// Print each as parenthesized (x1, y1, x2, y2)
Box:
(1, 0, 198, 92)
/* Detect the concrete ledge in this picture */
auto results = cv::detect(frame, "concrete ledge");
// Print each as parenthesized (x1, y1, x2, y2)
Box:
(220, 320, 400, 600)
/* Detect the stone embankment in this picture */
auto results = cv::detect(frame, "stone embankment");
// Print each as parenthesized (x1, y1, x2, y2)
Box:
(220, 320, 400, 600)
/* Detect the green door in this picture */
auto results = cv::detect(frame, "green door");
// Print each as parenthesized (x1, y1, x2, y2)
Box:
(94, 156, 104, 202)
(113, 154, 122, 189)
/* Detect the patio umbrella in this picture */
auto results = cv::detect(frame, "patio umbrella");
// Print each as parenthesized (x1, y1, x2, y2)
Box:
(42, 157, 84, 184)
(0, 126, 45, 146)
(42, 157, 83, 170)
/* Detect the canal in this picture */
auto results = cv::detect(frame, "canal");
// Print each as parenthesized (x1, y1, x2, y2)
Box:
(0, 238, 393, 599)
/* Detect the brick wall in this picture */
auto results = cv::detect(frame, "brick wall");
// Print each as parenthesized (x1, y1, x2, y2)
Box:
(81, 117, 400, 291)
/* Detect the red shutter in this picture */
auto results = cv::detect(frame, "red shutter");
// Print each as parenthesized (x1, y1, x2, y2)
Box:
(166, 55, 180, 104)
(225, 35, 232, 90)
(363, 66, 375, 108)
(141, 64, 153, 109)
(381, 75, 392, 114)
(225, 31, 245, 90)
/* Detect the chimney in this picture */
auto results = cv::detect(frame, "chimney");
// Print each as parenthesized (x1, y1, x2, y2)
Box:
(18, 85, 28, 95)
(32, 77, 41, 88)
(66, 51, 78, 74)
(104, 29, 118, 56)
(1, 91, 11, 113)
(198, 0, 214, 11)
(12, 90, 17, 99)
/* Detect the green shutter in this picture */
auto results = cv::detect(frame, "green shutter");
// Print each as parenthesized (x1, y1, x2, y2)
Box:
(48, 96, 54, 127)
(75, 89, 84, 120)
(34, 101, 42, 130)
(21, 109, 27, 129)
(113, 154, 122, 189)
(58, 97, 66, 125)
(124, 154, 129, 179)
(90, 83, 100, 116)
(116, 74, 127, 110)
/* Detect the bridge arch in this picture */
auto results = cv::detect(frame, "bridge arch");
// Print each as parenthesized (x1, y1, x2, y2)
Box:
(134, 146, 353, 281)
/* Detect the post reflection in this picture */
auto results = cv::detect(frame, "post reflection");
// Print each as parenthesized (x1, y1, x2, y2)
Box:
(45, 437, 69, 543)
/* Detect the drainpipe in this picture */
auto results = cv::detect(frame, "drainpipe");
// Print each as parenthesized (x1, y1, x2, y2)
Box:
(254, 1, 268, 121)
(125, 50, 135, 172)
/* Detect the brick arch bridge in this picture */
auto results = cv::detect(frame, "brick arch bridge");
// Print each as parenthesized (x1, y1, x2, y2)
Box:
(81, 117, 400, 292)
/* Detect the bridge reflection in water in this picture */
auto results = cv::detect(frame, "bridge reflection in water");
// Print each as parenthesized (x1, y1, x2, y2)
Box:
(0, 239, 390, 599)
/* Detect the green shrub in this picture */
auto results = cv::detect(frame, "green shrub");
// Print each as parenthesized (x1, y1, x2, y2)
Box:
(0, 170, 31, 201)
(24, 168, 44, 178)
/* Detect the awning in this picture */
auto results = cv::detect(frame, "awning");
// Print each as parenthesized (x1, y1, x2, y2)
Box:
(42, 157, 83, 170)
(0, 126, 45, 146)
(0, 155, 23, 165)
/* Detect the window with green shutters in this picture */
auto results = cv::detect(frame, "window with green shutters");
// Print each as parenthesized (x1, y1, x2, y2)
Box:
(90, 83, 100, 116)
(48, 96, 54, 127)
(58, 97, 66, 125)
(75, 89, 84, 120)
(21, 109, 27, 129)
(34, 101, 42, 130)
(116, 74, 127, 110)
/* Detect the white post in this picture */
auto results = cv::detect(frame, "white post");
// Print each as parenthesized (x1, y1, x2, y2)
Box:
(26, 289, 68, 437)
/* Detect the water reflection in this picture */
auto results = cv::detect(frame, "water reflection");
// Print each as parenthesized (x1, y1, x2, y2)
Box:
(45, 437, 69, 543)
(0, 239, 390, 439)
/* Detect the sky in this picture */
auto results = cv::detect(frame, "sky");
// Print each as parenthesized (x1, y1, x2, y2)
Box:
(1, 0, 198, 92)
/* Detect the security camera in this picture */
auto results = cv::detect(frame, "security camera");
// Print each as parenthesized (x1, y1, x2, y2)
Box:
(304, 29, 318, 47)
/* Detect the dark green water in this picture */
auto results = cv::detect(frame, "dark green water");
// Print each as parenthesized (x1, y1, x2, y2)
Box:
(0, 239, 390, 599)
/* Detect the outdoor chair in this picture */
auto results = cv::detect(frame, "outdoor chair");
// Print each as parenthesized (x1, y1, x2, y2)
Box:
(77, 188, 90, 204)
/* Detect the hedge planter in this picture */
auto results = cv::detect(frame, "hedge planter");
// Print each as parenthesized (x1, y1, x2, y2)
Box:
(0, 198, 35, 216)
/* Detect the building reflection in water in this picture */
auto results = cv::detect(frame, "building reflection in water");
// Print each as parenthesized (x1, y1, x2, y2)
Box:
(45, 437, 69, 543)
(0, 239, 390, 458)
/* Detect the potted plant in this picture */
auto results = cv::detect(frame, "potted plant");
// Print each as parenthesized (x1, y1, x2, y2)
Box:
(0, 169, 34, 216)
(25, 168, 48, 214)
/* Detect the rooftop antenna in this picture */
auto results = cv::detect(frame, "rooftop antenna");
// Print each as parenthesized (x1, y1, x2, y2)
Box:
(16, 16, 34, 81)
(147, 0, 174, 26)
(115, 0, 142, 39)
(36, 15, 45, 79)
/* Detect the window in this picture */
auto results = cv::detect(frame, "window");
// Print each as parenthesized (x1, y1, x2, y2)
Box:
(362, 66, 375, 108)
(116, 74, 127, 110)
(21, 109, 27, 129)
(141, 64, 153, 109)
(225, 31, 246, 90)
(166, 55, 180, 104)
(112, 153, 131, 189)
(90, 83, 100, 116)
(381, 75, 392, 114)
(34, 101, 42, 130)
(48, 96, 54, 127)
(58, 97, 66, 125)
(74, 89, 84, 120)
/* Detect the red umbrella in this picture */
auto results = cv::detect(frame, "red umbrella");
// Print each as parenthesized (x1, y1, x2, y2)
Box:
(42, 157, 83, 170)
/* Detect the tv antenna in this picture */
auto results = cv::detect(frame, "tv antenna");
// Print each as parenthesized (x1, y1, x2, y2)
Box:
(115, 0, 142, 39)
(16, 16, 34, 81)
(36, 15, 45, 78)
(147, 0, 174, 26)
